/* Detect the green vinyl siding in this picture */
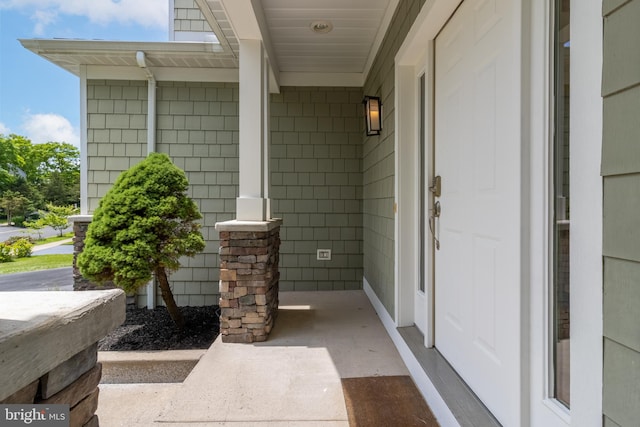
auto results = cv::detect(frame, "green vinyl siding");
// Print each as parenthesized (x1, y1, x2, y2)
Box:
(603, 0, 632, 15)
(362, 0, 425, 317)
(271, 87, 363, 291)
(603, 175, 640, 261)
(602, 84, 640, 175)
(602, 0, 640, 423)
(86, 80, 147, 213)
(86, 80, 238, 307)
(603, 339, 640, 427)
(604, 258, 640, 353)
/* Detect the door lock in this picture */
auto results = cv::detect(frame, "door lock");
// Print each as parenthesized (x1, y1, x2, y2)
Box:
(429, 175, 441, 198)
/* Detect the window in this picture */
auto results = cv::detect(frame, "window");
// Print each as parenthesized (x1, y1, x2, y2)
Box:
(552, 0, 570, 408)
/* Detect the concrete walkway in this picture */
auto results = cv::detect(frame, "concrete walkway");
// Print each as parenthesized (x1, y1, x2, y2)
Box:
(97, 290, 411, 426)
(32, 238, 73, 254)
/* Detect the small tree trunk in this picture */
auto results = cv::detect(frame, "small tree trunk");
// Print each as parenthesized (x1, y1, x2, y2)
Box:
(155, 267, 185, 329)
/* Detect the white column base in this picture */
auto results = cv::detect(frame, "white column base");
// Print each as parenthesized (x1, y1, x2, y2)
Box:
(236, 197, 268, 221)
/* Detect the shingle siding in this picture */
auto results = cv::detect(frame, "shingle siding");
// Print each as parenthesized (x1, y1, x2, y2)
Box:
(602, 0, 640, 424)
(87, 80, 239, 307)
(271, 87, 364, 291)
(362, 0, 425, 317)
(173, 0, 212, 34)
(87, 80, 147, 214)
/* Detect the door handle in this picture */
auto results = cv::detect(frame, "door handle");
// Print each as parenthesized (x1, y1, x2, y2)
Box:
(429, 201, 441, 250)
(433, 200, 441, 218)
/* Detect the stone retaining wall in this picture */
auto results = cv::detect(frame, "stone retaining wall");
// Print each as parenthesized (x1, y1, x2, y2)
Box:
(2, 345, 102, 427)
(0, 291, 125, 427)
(216, 220, 282, 343)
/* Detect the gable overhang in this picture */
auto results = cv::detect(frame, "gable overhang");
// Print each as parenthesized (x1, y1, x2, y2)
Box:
(20, 39, 240, 83)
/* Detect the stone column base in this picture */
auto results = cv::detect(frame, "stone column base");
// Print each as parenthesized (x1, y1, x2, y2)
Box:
(215, 219, 282, 343)
(69, 215, 116, 292)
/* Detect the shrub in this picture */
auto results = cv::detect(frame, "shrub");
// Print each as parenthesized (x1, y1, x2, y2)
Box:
(78, 153, 205, 329)
(0, 243, 11, 263)
(4, 235, 36, 246)
(10, 238, 33, 258)
(40, 204, 77, 236)
(12, 216, 25, 227)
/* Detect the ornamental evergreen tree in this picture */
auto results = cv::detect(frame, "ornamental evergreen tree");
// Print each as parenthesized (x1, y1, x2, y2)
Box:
(78, 153, 205, 328)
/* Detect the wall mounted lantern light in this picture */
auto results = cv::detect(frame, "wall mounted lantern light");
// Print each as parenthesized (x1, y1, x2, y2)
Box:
(363, 96, 382, 136)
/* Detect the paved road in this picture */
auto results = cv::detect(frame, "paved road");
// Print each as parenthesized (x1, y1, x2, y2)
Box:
(0, 224, 72, 241)
(0, 267, 73, 291)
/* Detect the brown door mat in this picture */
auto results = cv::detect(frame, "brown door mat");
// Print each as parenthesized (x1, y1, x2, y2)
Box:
(341, 376, 439, 427)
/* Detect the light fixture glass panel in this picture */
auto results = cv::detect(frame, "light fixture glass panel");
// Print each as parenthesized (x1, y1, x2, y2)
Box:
(363, 96, 382, 136)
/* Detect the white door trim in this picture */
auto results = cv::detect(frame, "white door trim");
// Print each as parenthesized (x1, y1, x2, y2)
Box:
(568, 0, 603, 424)
(527, 0, 571, 423)
(394, 0, 460, 342)
(395, 0, 603, 426)
(395, 64, 418, 329)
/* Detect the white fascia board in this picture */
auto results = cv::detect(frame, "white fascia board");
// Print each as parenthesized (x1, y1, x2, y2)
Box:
(220, 0, 280, 89)
(168, 0, 175, 40)
(173, 31, 219, 42)
(86, 66, 148, 80)
(279, 72, 364, 88)
(86, 65, 239, 83)
(251, 0, 280, 89)
(363, 0, 400, 80)
(395, 0, 463, 66)
(220, 0, 261, 38)
(20, 39, 223, 54)
(155, 67, 238, 82)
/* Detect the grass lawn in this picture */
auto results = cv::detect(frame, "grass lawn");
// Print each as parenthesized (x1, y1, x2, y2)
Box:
(33, 232, 74, 245)
(0, 254, 73, 274)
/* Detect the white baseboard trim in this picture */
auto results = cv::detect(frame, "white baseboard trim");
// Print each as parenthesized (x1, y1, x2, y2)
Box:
(363, 277, 460, 427)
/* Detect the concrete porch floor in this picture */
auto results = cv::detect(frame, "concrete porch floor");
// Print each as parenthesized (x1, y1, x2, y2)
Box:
(97, 290, 415, 426)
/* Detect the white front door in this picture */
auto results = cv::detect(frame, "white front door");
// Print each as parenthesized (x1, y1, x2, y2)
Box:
(434, 1, 522, 426)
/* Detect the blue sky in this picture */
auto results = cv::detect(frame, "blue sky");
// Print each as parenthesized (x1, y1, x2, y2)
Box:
(0, 0, 169, 146)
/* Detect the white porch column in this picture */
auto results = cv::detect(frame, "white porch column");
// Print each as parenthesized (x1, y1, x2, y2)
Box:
(79, 65, 88, 215)
(237, 39, 270, 221)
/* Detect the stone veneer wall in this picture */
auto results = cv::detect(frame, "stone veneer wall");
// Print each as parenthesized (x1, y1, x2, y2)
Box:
(362, 0, 425, 316)
(216, 221, 281, 343)
(270, 86, 363, 291)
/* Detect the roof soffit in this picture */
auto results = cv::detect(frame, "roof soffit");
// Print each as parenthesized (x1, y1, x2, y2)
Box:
(208, 0, 399, 87)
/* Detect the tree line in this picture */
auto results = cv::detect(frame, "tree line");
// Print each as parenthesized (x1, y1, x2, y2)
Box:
(0, 134, 79, 226)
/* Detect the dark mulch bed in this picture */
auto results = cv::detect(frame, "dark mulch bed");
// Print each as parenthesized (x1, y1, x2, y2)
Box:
(98, 305, 220, 351)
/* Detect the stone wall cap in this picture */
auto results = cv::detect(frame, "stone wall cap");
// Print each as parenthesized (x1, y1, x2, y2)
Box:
(68, 215, 94, 223)
(215, 218, 283, 232)
(0, 290, 125, 401)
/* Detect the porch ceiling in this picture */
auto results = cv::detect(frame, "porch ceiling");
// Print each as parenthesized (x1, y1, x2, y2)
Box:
(204, 0, 399, 86)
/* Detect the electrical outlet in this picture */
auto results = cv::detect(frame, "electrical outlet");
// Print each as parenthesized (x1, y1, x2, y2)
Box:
(317, 249, 331, 261)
